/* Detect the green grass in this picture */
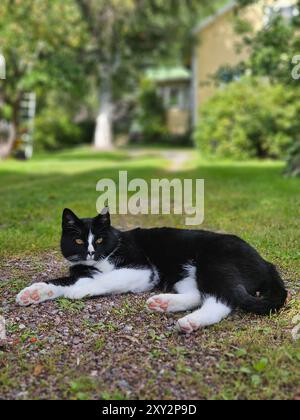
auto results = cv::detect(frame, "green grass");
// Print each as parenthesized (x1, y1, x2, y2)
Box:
(0, 147, 299, 268)
(0, 146, 299, 400)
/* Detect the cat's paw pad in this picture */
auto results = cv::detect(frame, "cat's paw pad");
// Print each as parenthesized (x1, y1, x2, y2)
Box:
(177, 315, 200, 334)
(16, 283, 55, 306)
(146, 295, 170, 313)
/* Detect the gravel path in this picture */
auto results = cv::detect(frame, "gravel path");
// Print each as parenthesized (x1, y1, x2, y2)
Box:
(0, 253, 299, 400)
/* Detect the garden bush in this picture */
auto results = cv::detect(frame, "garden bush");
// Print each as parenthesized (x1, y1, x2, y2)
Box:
(34, 106, 94, 151)
(133, 79, 168, 143)
(194, 78, 300, 160)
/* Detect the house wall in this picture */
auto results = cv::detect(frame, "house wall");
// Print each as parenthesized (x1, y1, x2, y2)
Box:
(166, 109, 190, 135)
(194, 3, 263, 113)
(193, 0, 297, 124)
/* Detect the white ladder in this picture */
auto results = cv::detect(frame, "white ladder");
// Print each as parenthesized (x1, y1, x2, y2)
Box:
(19, 92, 36, 159)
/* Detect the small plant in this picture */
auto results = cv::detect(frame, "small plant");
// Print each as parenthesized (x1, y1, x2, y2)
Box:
(94, 338, 106, 351)
(57, 298, 85, 313)
(69, 377, 97, 400)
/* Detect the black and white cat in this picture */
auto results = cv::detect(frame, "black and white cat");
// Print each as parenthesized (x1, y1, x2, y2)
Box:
(16, 208, 287, 333)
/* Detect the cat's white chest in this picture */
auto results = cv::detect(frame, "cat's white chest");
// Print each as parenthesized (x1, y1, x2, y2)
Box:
(95, 258, 115, 273)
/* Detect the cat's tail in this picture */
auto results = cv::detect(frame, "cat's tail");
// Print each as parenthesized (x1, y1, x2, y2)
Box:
(233, 265, 287, 315)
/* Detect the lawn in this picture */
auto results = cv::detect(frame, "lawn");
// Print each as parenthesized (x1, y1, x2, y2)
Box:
(0, 147, 299, 400)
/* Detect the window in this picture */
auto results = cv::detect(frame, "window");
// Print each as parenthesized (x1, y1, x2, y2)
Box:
(264, 4, 299, 25)
(158, 85, 190, 109)
(169, 88, 180, 107)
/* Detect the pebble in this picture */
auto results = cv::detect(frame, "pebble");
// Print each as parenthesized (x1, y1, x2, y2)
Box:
(51, 310, 59, 315)
(90, 370, 98, 377)
(73, 337, 81, 345)
(118, 380, 130, 390)
(123, 325, 133, 332)
(16, 391, 29, 399)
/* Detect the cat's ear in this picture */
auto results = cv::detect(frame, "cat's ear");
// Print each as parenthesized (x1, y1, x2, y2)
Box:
(95, 207, 111, 227)
(62, 208, 80, 228)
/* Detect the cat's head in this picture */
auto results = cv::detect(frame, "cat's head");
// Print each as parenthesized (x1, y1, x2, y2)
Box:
(60, 208, 119, 264)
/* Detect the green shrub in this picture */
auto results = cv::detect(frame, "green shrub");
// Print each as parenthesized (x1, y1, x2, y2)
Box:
(194, 78, 300, 159)
(34, 107, 94, 151)
(134, 79, 167, 143)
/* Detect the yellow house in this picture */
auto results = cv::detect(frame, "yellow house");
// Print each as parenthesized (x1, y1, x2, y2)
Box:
(192, 0, 298, 126)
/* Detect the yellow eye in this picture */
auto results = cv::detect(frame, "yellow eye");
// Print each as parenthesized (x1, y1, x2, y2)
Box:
(96, 238, 103, 245)
(75, 239, 84, 245)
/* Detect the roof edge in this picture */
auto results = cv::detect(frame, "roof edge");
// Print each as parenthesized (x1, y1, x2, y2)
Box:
(192, 1, 237, 34)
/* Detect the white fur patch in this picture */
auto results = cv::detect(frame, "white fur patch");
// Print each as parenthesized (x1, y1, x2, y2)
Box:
(95, 258, 115, 273)
(17, 267, 155, 305)
(183, 263, 197, 279)
(87, 231, 95, 260)
(174, 276, 198, 294)
(63, 268, 154, 300)
(177, 296, 232, 333)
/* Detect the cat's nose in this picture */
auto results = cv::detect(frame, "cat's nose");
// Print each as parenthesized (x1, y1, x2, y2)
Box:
(88, 251, 95, 257)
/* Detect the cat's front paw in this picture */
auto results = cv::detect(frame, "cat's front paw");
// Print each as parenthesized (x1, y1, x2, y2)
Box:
(16, 283, 56, 306)
(177, 314, 201, 334)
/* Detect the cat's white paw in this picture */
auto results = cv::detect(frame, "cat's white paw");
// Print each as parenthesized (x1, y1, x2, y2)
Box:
(146, 294, 186, 313)
(16, 283, 56, 306)
(146, 295, 171, 312)
(177, 314, 201, 334)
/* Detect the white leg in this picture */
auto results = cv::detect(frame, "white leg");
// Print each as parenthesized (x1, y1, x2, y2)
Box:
(146, 278, 201, 313)
(16, 283, 63, 306)
(16, 268, 154, 306)
(177, 296, 232, 334)
(62, 268, 154, 300)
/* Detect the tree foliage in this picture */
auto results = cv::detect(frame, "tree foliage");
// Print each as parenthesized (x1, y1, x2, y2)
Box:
(0, 0, 221, 154)
(74, 0, 215, 148)
(0, 0, 88, 157)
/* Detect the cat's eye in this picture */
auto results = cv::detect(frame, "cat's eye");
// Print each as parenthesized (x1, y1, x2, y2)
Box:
(75, 239, 84, 245)
(96, 238, 103, 245)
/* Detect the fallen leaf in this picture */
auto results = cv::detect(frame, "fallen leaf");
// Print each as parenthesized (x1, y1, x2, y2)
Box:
(33, 365, 43, 376)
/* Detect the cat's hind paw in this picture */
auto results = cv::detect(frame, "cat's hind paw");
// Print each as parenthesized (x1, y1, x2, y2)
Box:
(147, 293, 195, 313)
(176, 315, 201, 334)
(16, 283, 56, 306)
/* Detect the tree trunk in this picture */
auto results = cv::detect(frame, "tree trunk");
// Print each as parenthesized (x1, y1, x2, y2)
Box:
(0, 101, 18, 159)
(94, 74, 114, 150)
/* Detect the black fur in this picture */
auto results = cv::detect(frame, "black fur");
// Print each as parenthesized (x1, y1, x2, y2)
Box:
(50, 208, 287, 315)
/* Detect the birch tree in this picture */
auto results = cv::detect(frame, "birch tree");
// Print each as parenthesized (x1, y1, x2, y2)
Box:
(76, 0, 213, 149)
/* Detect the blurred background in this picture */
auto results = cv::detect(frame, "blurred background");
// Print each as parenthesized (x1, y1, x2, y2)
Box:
(0, 0, 299, 176)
